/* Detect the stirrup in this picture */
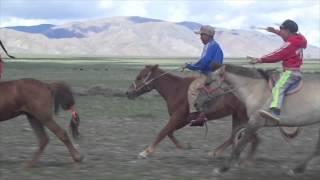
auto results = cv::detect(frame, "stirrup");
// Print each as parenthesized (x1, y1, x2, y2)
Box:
(259, 110, 280, 125)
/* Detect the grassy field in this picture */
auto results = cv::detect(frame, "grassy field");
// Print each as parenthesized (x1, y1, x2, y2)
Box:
(1, 57, 320, 180)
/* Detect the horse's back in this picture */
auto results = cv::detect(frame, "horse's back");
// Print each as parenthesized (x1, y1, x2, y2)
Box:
(0, 78, 50, 104)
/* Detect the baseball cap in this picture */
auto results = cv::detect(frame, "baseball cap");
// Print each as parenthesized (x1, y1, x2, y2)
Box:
(195, 25, 215, 36)
(280, 19, 298, 33)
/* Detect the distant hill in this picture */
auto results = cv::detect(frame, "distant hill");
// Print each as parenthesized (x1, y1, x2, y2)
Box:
(1, 16, 319, 58)
(6, 24, 55, 34)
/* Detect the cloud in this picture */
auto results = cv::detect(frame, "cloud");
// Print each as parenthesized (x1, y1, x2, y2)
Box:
(115, 0, 148, 17)
(223, 0, 256, 7)
(98, 0, 113, 9)
(166, 2, 189, 22)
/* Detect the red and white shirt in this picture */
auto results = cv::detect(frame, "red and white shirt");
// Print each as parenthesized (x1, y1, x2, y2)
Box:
(260, 34, 307, 71)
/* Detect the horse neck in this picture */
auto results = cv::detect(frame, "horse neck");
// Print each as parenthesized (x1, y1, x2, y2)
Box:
(153, 70, 188, 103)
(225, 72, 269, 113)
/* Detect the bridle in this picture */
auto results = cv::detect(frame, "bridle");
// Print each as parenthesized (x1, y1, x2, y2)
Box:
(131, 68, 181, 92)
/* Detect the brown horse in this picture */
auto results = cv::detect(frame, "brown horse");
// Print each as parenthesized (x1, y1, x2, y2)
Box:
(126, 65, 259, 158)
(0, 78, 82, 167)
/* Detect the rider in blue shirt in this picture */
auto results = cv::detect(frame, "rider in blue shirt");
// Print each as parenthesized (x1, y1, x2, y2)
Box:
(185, 39, 223, 74)
(183, 25, 224, 126)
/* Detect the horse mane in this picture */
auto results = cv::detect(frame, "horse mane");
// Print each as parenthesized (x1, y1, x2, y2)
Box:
(154, 67, 191, 81)
(225, 64, 271, 81)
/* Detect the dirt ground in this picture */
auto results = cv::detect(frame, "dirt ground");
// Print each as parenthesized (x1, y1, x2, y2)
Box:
(1, 61, 320, 179)
(1, 94, 320, 180)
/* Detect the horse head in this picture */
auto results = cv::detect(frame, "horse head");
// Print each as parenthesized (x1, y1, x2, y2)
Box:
(126, 65, 159, 99)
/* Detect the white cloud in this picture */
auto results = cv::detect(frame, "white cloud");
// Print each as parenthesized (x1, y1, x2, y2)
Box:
(166, 2, 189, 22)
(117, 0, 148, 17)
(99, 0, 113, 9)
(223, 0, 256, 7)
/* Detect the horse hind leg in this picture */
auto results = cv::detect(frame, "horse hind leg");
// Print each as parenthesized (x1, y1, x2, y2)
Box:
(290, 127, 320, 174)
(43, 118, 83, 163)
(25, 116, 49, 167)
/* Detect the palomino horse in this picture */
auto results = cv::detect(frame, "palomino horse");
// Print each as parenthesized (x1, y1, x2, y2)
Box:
(126, 65, 259, 159)
(210, 64, 320, 174)
(0, 78, 82, 167)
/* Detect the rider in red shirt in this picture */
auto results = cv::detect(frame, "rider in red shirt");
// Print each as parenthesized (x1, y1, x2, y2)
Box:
(248, 19, 307, 122)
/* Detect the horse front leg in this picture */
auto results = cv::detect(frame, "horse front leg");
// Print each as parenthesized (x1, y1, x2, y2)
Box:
(215, 123, 260, 173)
(138, 120, 176, 158)
(138, 113, 182, 158)
(209, 112, 248, 158)
(168, 118, 191, 150)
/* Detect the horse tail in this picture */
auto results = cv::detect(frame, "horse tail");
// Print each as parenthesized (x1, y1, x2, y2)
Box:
(49, 82, 80, 139)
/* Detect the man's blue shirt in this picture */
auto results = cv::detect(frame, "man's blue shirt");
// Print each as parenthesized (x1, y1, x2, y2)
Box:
(186, 40, 224, 74)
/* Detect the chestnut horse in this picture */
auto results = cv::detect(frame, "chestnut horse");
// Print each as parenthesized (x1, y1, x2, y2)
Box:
(126, 65, 259, 158)
(0, 78, 82, 167)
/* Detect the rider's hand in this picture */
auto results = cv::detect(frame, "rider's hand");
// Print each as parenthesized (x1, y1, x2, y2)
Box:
(181, 63, 188, 71)
(266, 27, 276, 33)
(266, 27, 280, 35)
(247, 56, 261, 64)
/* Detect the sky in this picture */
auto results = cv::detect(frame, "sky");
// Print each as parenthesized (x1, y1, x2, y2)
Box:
(0, 0, 319, 46)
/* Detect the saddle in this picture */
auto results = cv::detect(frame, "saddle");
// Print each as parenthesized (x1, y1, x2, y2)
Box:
(264, 70, 302, 139)
(268, 72, 303, 95)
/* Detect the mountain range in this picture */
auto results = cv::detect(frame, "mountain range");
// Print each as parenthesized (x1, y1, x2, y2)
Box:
(1, 16, 319, 58)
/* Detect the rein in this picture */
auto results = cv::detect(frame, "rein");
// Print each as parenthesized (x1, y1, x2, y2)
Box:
(132, 68, 181, 91)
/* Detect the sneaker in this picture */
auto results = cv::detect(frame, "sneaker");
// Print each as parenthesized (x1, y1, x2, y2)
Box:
(259, 109, 280, 122)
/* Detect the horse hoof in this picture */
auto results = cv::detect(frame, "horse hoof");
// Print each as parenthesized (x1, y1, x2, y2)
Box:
(138, 151, 148, 159)
(213, 168, 222, 175)
(287, 169, 296, 176)
(213, 166, 229, 174)
(291, 165, 305, 174)
(208, 151, 215, 158)
(74, 155, 84, 162)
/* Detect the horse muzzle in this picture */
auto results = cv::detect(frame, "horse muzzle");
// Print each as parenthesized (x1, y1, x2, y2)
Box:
(126, 90, 137, 100)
